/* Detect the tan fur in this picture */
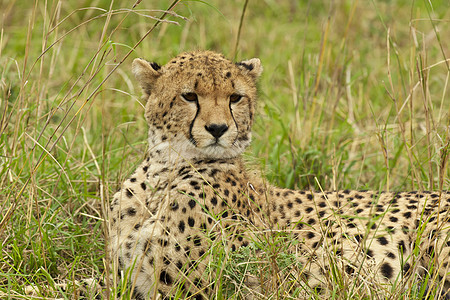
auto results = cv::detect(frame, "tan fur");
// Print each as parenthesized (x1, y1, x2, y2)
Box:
(109, 51, 450, 299)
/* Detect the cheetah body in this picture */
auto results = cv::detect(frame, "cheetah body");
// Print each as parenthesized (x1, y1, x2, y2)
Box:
(109, 51, 450, 299)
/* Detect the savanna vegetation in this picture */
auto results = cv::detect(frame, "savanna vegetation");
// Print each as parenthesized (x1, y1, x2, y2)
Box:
(0, 0, 449, 298)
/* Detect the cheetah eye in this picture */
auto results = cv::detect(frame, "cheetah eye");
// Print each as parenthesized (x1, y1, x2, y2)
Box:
(181, 93, 198, 102)
(230, 94, 243, 103)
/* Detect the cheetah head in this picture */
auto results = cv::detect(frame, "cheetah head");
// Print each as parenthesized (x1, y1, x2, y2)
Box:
(132, 51, 262, 160)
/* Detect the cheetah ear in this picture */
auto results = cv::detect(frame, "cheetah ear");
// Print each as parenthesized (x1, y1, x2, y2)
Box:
(236, 58, 263, 79)
(132, 58, 162, 95)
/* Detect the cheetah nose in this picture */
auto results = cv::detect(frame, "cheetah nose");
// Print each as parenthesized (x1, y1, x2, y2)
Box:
(205, 124, 229, 139)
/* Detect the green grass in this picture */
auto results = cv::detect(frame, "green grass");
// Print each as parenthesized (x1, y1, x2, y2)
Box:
(1, 0, 449, 299)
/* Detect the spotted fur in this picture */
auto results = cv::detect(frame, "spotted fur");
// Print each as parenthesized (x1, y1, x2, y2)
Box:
(109, 51, 450, 299)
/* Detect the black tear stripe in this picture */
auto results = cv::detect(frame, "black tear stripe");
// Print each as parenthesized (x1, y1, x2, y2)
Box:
(229, 99, 239, 142)
(188, 99, 200, 146)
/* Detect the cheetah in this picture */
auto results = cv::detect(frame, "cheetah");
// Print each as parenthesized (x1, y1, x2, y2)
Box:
(108, 50, 450, 299)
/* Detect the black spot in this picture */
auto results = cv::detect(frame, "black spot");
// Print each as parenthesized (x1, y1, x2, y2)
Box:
(193, 235, 202, 246)
(163, 256, 170, 265)
(403, 211, 411, 218)
(176, 260, 183, 269)
(158, 239, 168, 247)
(188, 217, 195, 227)
(398, 240, 406, 252)
(403, 262, 410, 274)
(210, 169, 220, 177)
(140, 182, 147, 190)
(188, 199, 196, 209)
(295, 197, 302, 204)
(313, 285, 324, 294)
(348, 222, 356, 228)
(305, 207, 313, 213)
(380, 263, 393, 279)
(378, 236, 389, 245)
(142, 165, 148, 172)
(134, 291, 146, 300)
(179, 220, 185, 233)
(386, 252, 396, 259)
(211, 196, 218, 206)
(308, 218, 316, 225)
(389, 216, 398, 222)
(307, 194, 313, 200)
(307, 232, 315, 239)
(126, 188, 134, 198)
(319, 202, 326, 208)
(345, 265, 355, 274)
(226, 71, 231, 78)
(355, 193, 364, 199)
(160, 270, 173, 284)
(355, 234, 363, 242)
(174, 243, 181, 252)
(184, 246, 191, 257)
(127, 207, 136, 216)
(130, 177, 136, 182)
